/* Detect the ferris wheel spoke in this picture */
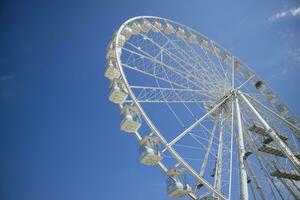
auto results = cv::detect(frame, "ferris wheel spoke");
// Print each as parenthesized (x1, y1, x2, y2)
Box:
(173, 35, 216, 71)
(123, 45, 198, 88)
(213, 118, 224, 193)
(178, 39, 227, 91)
(165, 94, 231, 149)
(163, 154, 205, 162)
(126, 100, 208, 104)
(189, 133, 217, 159)
(152, 22, 226, 84)
(123, 45, 210, 90)
(135, 31, 226, 91)
(153, 65, 189, 128)
(200, 44, 231, 92)
(210, 42, 231, 87)
(130, 85, 209, 93)
(151, 52, 227, 147)
(147, 26, 207, 71)
(190, 132, 231, 153)
(153, 56, 224, 132)
(132, 32, 205, 78)
(173, 143, 204, 150)
(123, 63, 197, 91)
(129, 86, 215, 103)
(157, 34, 227, 92)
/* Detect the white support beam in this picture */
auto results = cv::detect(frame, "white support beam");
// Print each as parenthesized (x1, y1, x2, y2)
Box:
(239, 92, 300, 173)
(167, 94, 231, 148)
(214, 119, 223, 194)
(235, 96, 249, 200)
(199, 119, 218, 177)
(228, 100, 234, 200)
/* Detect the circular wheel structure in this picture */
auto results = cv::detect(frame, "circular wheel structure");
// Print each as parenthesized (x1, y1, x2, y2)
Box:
(104, 16, 300, 200)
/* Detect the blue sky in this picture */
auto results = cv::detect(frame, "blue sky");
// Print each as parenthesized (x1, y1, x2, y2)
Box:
(0, 0, 300, 200)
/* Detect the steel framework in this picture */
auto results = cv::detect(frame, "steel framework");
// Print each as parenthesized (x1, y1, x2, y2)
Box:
(104, 16, 300, 200)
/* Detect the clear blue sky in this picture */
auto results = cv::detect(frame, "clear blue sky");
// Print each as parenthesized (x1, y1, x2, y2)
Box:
(0, 1, 299, 200)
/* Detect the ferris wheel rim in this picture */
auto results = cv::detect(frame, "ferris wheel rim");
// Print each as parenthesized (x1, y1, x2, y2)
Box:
(114, 15, 235, 199)
(112, 15, 300, 200)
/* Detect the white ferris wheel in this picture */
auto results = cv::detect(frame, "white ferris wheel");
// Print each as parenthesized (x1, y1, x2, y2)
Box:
(104, 16, 300, 200)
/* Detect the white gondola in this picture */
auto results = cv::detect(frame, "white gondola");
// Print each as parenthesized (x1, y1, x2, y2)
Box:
(111, 31, 126, 48)
(254, 80, 266, 92)
(120, 105, 141, 133)
(188, 32, 197, 44)
(141, 20, 151, 33)
(121, 26, 132, 40)
(211, 45, 220, 57)
(131, 22, 141, 35)
(199, 38, 209, 49)
(152, 21, 162, 32)
(109, 79, 128, 104)
(139, 135, 162, 165)
(222, 53, 232, 65)
(106, 41, 117, 60)
(166, 172, 192, 198)
(176, 27, 185, 39)
(276, 104, 288, 116)
(117, 34, 126, 47)
(265, 92, 277, 104)
(104, 59, 120, 80)
(163, 23, 175, 35)
(234, 60, 243, 72)
(243, 69, 254, 79)
(166, 167, 186, 176)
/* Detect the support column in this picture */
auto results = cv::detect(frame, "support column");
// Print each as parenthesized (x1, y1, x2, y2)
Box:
(214, 119, 223, 194)
(239, 92, 300, 173)
(200, 119, 218, 176)
(235, 96, 249, 200)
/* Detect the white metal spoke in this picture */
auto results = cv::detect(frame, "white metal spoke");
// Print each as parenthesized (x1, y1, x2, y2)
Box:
(123, 63, 194, 90)
(123, 45, 201, 90)
(199, 119, 218, 177)
(130, 86, 214, 103)
(167, 94, 231, 148)
(133, 31, 228, 96)
(157, 30, 226, 88)
(214, 118, 223, 193)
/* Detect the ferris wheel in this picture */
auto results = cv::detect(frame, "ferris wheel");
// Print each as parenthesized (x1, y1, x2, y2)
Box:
(104, 16, 300, 200)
